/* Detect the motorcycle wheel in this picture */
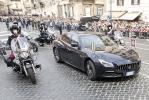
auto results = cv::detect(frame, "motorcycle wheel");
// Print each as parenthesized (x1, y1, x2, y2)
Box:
(2, 49, 6, 55)
(31, 43, 38, 52)
(27, 68, 36, 84)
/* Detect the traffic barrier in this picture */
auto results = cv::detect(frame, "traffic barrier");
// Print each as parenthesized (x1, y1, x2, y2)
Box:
(113, 28, 149, 38)
(114, 28, 149, 33)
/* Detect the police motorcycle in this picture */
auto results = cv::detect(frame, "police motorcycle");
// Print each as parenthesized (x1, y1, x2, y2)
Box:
(4, 36, 41, 84)
(34, 30, 50, 46)
(21, 29, 38, 52)
(108, 29, 125, 46)
(47, 27, 57, 40)
(35, 22, 57, 46)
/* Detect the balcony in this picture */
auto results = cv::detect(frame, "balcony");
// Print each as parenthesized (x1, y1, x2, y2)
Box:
(31, 4, 39, 9)
(11, 8, 22, 11)
(38, 0, 44, 3)
(10, 0, 20, 1)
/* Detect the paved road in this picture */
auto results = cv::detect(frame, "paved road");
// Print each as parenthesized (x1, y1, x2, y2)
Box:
(0, 23, 149, 100)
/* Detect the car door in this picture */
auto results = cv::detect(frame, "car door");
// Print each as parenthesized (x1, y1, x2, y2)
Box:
(59, 34, 72, 62)
(68, 35, 84, 69)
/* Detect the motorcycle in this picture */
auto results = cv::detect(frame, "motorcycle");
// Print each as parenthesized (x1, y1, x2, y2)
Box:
(21, 29, 38, 52)
(47, 27, 57, 40)
(4, 37, 41, 84)
(35, 28, 57, 46)
(0, 40, 6, 56)
(109, 30, 125, 46)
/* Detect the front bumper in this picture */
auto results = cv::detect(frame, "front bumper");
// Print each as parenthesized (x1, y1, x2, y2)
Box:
(95, 61, 141, 78)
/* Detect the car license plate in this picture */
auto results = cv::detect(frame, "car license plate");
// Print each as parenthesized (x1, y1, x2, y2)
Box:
(126, 71, 134, 76)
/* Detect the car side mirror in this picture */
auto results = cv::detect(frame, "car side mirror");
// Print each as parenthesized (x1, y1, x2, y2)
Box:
(71, 42, 78, 47)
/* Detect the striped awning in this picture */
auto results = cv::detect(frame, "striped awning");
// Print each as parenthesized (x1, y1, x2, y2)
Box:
(100, 11, 127, 20)
(119, 12, 141, 20)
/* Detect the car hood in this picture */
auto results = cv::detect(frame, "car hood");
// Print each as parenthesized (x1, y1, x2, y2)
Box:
(89, 46, 139, 62)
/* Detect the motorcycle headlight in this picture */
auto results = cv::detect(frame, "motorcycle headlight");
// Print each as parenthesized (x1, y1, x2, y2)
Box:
(20, 52, 29, 59)
(54, 34, 57, 37)
(32, 55, 37, 61)
(30, 49, 34, 55)
(27, 35, 32, 40)
(138, 55, 141, 61)
(98, 59, 113, 67)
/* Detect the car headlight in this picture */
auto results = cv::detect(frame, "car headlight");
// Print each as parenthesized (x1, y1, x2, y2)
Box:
(20, 52, 29, 59)
(98, 59, 113, 67)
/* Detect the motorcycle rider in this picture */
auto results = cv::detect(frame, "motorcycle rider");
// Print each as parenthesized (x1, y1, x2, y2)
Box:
(39, 22, 48, 39)
(6, 21, 22, 48)
(107, 22, 113, 34)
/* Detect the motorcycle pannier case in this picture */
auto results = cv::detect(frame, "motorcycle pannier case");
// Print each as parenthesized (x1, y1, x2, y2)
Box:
(4, 55, 12, 67)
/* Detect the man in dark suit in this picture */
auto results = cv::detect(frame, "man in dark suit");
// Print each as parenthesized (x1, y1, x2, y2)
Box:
(57, 20, 63, 35)
(5, 18, 9, 30)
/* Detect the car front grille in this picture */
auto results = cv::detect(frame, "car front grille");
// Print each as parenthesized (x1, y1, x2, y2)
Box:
(116, 61, 141, 71)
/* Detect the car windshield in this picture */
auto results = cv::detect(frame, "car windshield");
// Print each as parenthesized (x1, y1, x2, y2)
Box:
(79, 34, 116, 48)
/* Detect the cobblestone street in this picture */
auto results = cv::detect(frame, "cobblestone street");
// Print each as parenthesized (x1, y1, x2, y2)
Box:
(0, 23, 149, 100)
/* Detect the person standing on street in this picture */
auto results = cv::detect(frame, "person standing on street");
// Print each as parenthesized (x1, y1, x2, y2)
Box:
(32, 18, 35, 30)
(24, 18, 29, 29)
(57, 20, 63, 35)
(5, 18, 9, 30)
(0, 16, 2, 23)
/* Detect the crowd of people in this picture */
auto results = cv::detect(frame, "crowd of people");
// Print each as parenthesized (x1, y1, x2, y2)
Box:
(1, 15, 149, 38)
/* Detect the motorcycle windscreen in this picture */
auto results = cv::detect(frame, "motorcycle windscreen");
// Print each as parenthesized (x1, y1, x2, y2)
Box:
(11, 37, 30, 52)
(114, 31, 122, 39)
(21, 28, 29, 36)
(48, 27, 55, 34)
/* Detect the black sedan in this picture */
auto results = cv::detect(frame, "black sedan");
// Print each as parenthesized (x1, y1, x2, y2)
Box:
(52, 31, 141, 81)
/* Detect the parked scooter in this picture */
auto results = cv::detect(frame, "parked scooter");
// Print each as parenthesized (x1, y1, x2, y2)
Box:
(4, 37, 41, 84)
(21, 29, 38, 52)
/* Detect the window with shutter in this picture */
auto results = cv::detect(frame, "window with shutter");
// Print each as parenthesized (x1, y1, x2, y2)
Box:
(132, 0, 140, 5)
(117, 0, 124, 6)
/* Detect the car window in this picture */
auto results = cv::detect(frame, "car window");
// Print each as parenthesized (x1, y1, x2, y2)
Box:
(79, 35, 116, 48)
(71, 35, 79, 43)
(61, 34, 72, 44)
(98, 35, 116, 46)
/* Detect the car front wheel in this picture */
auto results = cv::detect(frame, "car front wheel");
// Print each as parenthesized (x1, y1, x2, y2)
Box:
(53, 48, 62, 63)
(86, 60, 97, 81)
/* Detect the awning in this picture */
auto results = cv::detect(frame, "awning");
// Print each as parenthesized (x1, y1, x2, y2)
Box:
(100, 11, 126, 20)
(119, 12, 141, 20)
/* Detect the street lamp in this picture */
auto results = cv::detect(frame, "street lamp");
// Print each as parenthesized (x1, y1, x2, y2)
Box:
(110, 0, 112, 20)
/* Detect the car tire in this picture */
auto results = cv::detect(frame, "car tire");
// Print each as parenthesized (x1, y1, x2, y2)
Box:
(53, 48, 62, 63)
(86, 60, 97, 81)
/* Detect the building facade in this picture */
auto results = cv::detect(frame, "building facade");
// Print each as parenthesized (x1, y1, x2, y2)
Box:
(24, 0, 107, 20)
(5, 0, 23, 15)
(106, 0, 149, 22)
(0, 0, 6, 15)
